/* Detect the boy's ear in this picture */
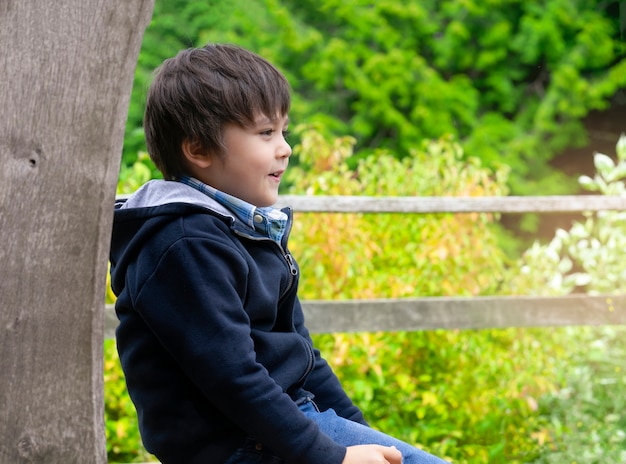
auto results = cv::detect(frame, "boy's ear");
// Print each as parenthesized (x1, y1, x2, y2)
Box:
(181, 138, 212, 169)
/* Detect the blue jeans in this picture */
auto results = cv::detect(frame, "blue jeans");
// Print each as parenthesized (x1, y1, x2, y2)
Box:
(224, 399, 449, 463)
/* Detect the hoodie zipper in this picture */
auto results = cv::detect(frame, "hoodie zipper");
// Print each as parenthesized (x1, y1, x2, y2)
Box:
(279, 207, 314, 384)
(279, 207, 297, 296)
(281, 207, 298, 280)
(232, 210, 314, 384)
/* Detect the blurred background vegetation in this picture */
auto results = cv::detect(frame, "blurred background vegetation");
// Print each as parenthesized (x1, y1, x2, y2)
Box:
(106, 1, 626, 462)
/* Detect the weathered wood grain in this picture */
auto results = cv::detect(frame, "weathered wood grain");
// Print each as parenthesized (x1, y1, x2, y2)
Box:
(0, 2, 153, 462)
(117, 193, 626, 213)
(105, 294, 626, 337)
(273, 195, 626, 213)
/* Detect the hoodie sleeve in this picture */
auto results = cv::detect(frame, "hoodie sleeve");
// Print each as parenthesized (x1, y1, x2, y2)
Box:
(126, 229, 347, 464)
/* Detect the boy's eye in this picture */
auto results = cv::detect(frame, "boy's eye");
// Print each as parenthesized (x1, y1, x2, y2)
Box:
(260, 128, 290, 138)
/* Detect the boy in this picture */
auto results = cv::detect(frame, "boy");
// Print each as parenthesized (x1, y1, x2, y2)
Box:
(109, 43, 448, 464)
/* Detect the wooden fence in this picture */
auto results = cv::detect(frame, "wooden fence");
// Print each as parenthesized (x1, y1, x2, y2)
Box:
(104, 194, 626, 338)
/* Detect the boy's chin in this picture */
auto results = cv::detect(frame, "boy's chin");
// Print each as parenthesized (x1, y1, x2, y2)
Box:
(257, 195, 279, 208)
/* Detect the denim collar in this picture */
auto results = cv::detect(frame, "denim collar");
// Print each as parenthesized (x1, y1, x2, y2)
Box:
(177, 176, 287, 244)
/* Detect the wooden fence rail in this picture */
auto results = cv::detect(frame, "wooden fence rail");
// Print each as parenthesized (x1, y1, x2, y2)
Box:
(273, 194, 626, 213)
(105, 194, 626, 337)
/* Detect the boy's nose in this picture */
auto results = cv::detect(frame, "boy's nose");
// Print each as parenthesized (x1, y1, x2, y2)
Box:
(278, 139, 292, 158)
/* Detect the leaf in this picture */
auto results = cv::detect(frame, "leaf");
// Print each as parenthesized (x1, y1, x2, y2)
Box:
(578, 175, 598, 191)
(617, 133, 626, 161)
(594, 153, 615, 176)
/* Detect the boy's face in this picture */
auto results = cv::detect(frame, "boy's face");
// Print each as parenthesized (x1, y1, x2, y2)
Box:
(198, 114, 291, 207)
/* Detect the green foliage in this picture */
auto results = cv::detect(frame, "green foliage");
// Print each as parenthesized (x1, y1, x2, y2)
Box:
(312, 328, 569, 463)
(288, 130, 626, 462)
(104, 131, 626, 462)
(286, 126, 510, 300)
(287, 128, 559, 462)
(532, 326, 626, 464)
(125, 0, 626, 196)
(286, 0, 626, 195)
(502, 135, 626, 462)
(117, 151, 158, 195)
(509, 134, 626, 295)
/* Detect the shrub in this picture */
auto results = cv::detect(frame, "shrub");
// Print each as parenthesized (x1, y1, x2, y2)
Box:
(287, 127, 558, 462)
(506, 134, 626, 462)
(509, 134, 626, 295)
(104, 131, 626, 462)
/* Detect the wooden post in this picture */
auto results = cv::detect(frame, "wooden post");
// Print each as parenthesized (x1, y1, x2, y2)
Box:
(0, 1, 153, 462)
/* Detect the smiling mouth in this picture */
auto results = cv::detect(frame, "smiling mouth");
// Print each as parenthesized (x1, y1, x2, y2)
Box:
(269, 171, 284, 179)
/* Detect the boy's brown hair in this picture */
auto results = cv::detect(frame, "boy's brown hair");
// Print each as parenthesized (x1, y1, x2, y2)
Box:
(144, 43, 291, 180)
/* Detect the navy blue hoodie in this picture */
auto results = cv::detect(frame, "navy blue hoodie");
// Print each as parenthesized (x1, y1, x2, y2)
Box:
(109, 180, 367, 464)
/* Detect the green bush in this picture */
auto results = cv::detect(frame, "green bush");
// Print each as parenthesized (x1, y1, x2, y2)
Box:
(125, 0, 626, 196)
(312, 328, 568, 463)
(286, 128, 558, 462)
(504, 134, 626, 462)
(286, 126, 509, 301)
(509, 134, 626, 295)
(532, 326, 626, 464)
(105, 132, 626, 462)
